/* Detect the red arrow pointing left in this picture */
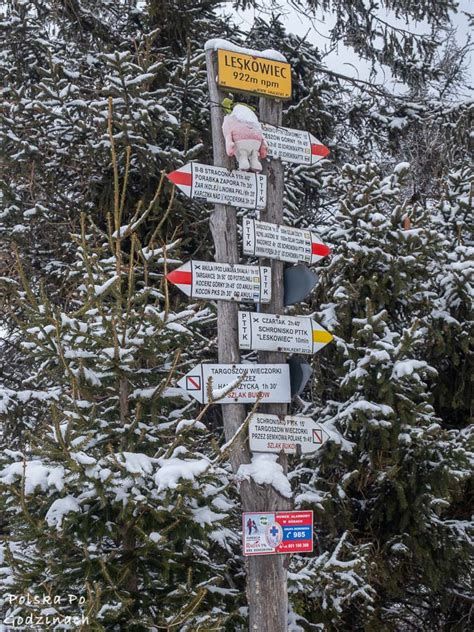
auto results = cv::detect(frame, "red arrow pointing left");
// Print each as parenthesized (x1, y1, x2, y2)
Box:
(167, 169, 192, 187)
(166, 262, 192, 297)
(167, 269, 192, 285)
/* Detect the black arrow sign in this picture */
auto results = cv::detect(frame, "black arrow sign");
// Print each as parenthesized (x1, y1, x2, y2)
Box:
(283, 265, 318, 306)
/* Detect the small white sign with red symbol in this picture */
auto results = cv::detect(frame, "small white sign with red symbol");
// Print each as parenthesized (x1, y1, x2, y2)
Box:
(167, 260, 271, 303)
(242, 511, 313, 556)
(248, 413, 329, 455)
(262, 123, 329, 165)
(166, 162, 267, 209)
(177, 363, 291, 404)
(242, 218, 330, 265)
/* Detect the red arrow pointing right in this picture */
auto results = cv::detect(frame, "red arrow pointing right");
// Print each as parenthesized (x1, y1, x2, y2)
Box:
(311, 242, 331, 257)
(311, 144, 330, 157)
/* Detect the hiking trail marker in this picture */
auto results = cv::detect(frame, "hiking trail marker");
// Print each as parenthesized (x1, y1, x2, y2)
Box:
(243, 511, 313, 556)
(167, 162, 266, 209)
(262, 123, 329, 165)
(249, 413, 329, 454)
(238, 311, 333, 355)
(217, 49, 292, 99)
(177, 363, 291, 404)
(167, 261, 271, 303)
(243, 218, 330, 265)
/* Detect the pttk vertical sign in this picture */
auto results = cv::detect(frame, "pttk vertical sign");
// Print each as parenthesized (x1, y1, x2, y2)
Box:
(242, 511, 313, 556)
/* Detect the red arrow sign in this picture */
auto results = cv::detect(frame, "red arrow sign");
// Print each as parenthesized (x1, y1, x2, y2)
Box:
(262, 123, 329, 165)
(166, 260, 272, 303)
(167, 170, 192, 187)
(311, 242, 331, 257)
(166, 162, 266, 209)
(311, 143, 330, 158)
(243, 218, 330, 265)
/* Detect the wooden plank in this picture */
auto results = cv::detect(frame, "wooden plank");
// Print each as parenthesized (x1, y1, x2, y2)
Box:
(205, 49, 248, 473)
(205, 49, 290, 632)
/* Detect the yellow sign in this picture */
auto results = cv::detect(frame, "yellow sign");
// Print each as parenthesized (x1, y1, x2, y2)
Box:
(217, 49, 292, 100)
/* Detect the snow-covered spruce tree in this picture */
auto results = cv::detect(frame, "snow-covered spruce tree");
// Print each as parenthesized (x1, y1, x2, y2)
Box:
(426, 163, 473, 427)
(0, 132, 240, 630)
(415, 164, 473, 628)
(254, 0, 460, 86)
(0, 0, 236, 321)
(289, 162, 473, 630)
(0, 0, 239, 448)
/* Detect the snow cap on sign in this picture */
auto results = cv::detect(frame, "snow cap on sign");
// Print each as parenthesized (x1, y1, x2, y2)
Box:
(204, 39, 287, 62)
(283, 265, 318, 306)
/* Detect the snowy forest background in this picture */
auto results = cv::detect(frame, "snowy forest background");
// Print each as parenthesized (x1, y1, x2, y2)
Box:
(0, 0, 472, 630)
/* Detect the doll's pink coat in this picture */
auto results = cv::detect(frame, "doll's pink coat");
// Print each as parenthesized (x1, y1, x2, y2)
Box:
(222, 116, 268, 158)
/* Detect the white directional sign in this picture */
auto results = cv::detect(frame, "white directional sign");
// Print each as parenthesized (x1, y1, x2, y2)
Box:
(177, 364, 291, 404)
(167, 261, 271, 303)
(249, 413, 329, 454)
(242, 218, 330, 264)
(262, 123, 329, 165)
(238, 311, 333, 354)
(167, 162, 266, 209)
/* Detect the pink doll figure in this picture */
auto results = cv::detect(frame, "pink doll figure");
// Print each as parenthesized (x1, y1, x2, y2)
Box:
(222, 102, 268, 172)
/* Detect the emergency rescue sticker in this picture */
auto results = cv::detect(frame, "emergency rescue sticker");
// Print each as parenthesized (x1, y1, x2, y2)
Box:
(243, 511, 313, 556)
(217, 49, 292, 99)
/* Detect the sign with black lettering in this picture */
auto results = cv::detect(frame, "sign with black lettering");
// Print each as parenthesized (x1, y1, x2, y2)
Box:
(217, 49, 291, 99)
(242, 218, 330, 264)
(166, 261, 271, 303)
(262, 123, 329, 165)
(238, 311, 333, 354)
(177, 364, 291, 404)
(249, 413, 328, 454)
(166, 162, 266, 209)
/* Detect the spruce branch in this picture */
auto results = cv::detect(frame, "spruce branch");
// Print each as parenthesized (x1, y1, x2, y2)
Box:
(158, 587, 209, 630)
(214, 400, 261, 466)
(13, 244, 39, 310)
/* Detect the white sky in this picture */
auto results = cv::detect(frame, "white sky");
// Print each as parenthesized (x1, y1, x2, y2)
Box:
(220, 0, 473, 93)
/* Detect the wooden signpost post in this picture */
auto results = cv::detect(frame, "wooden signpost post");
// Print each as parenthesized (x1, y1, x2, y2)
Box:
(205, 42, 292, 632)
(166, 40, 332, 631)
